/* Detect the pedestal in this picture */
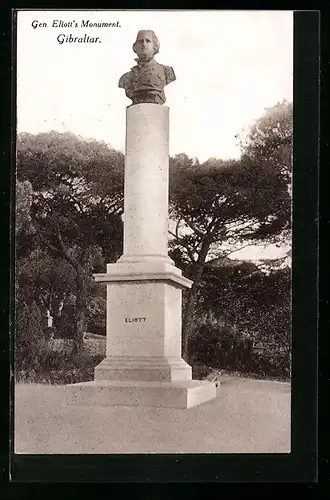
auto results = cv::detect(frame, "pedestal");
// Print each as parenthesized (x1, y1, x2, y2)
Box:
(66, 104, 216, 409)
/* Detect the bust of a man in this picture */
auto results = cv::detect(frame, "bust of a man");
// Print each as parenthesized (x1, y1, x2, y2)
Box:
(118, 30, 176, 105)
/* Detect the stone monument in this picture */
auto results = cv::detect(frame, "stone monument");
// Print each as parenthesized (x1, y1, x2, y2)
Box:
(118, 30, 176, 105)
(66, 30, 216, 408)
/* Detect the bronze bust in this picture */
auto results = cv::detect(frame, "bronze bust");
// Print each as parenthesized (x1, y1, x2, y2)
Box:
(118, 30, 176, 105)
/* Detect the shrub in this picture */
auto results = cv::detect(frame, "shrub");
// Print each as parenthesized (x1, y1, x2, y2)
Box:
(86, 295, 106, 335)
(15, 300, 45, 373)
(15, 339, 104, 385)
(15, 299, 105, 383)
(191, 362, 213, 380)
(56, 303, 76, 339)
(190, 312, 290, 381)
(36, 348, 104, 384)
(43, 326, 56, 340)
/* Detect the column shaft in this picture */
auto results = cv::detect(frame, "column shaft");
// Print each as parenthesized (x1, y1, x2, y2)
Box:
(121, 103, 169, 261)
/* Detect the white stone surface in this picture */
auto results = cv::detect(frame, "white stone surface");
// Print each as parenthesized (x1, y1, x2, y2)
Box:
(66, 379, 217, 409)
(91, 273, 195, 387)
(105, 281, 183, 358)
(93, 260, 193, 289)
(119, 103, 170, 263)
(94, 356, 191, 382)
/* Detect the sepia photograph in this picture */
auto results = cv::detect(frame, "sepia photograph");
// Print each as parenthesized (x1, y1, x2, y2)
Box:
(14, 9, 293, 456)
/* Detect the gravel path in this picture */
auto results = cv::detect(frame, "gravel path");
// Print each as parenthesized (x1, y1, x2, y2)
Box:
(14, 376, 291, 454)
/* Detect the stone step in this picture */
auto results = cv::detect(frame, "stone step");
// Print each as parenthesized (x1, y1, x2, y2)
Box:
(66, 379, 217, 409)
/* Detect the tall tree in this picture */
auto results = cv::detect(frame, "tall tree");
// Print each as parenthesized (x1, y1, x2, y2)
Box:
(16, 249, 76, 325)
(16, 180, 33, 233)
(16, 131, 124, 354)
(238, 99, 293, 253)
(239, 100, 292, 182)
(169, 101, 292, 361)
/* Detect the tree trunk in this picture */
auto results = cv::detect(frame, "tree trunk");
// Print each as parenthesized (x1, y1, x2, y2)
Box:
(35, 229, 90, 356)
(182, 239, 211, 363)
(182, 278, 201, 362)
(50, 295, 64, 331)
(72, 264, 87, 356)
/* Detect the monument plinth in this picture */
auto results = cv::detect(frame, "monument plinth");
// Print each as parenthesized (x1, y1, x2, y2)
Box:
(66, 31, 216, 409)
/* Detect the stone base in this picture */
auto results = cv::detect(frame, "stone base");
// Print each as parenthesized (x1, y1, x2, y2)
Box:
(95, 356, 192, 382)
(94, 260, 193, 289)
(66, 379, 217, 409)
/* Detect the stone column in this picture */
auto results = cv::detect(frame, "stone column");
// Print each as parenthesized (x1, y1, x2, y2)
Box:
(66, 103, 217, 409)
(119, 104, 171, 264)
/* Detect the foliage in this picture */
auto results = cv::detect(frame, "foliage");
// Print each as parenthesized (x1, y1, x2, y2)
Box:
(239, 100, 293, 182)
(187, 263, 291, 380)
(198, 260, 291, 319)
(169, 101, 292, 361)
(15, 301, 45, 373)
(56, 302, 77, 339)
(15, 102, 293, 380)
(191, 362, 213, 380)
(16, 344, 104, 385)
(86, 293, 106, 335)
(16, 131, 124, 353)
(15, 293, 104, 384)
(17, 131, 125, 265)
(16, 180, 33, 233)
(16, 249, 76, 310)
(191, 310, 290, 381)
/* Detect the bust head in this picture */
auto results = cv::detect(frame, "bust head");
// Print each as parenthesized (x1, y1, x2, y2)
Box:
(132, 30, 160, 61)
(119, 29, 175, 105)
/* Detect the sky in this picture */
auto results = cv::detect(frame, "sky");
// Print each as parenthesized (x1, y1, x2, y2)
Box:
(17, 9, 293, 163)
(16, 10, 293, 261)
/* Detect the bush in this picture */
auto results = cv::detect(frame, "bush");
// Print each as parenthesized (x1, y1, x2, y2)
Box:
(191, 362, 213, 380)
(15, 340, 104, 384)
(56, 303, 76, 339)
(15, 300, 45, 373)
(43, 326, 56, 340)
(15, 300, 104, 383)
(86, 295, 106, 335)
(190, 313, 291, 381)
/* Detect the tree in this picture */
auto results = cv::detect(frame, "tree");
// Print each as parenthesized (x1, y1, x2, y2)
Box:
(16, 131, 124, 354)
(191, 261, 291, 378)
(16, 248, 76, 326)
(239, 100, 292, 183)
(16, 180, 33, 233)
(169, 102, 292, 361)
(15, 301, 43, 373)
(238, 99, 293, 255)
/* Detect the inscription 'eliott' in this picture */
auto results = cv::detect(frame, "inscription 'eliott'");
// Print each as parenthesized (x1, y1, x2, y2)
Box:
(125, 317, 146, 323)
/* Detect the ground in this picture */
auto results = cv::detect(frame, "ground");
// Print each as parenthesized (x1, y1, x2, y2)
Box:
(14, 375, 291, 454)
